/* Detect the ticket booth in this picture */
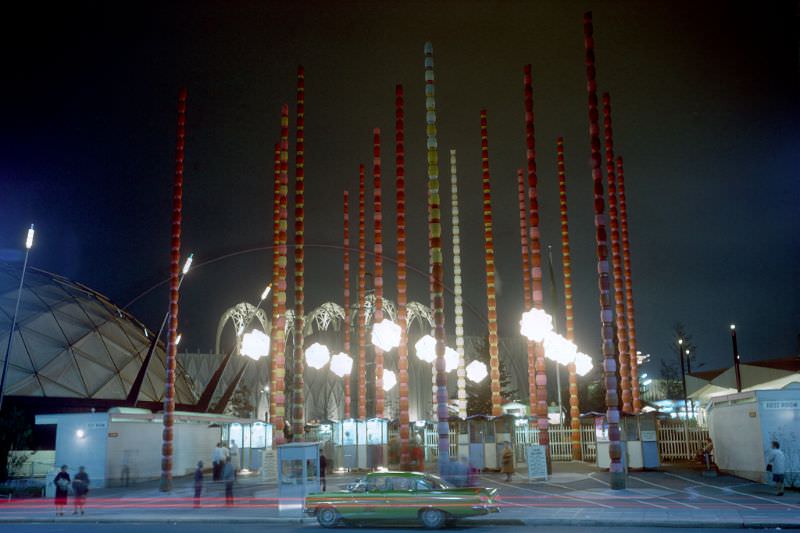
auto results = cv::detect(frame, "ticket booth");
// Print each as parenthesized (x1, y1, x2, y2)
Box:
(467, 415, 494, 470)
(594, 414, 628, 472)
(453, 417, 470, 461)
(634, 412, 660, 469)
(366, 418, 388, 469)
(338, 419, 367, 470)
(223, 421, 272, 471)
(277, 442, 320, 516)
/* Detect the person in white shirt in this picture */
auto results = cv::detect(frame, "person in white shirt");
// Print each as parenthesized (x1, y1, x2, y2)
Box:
(765, 440, 786, 496)
(212, 442, 225, 481)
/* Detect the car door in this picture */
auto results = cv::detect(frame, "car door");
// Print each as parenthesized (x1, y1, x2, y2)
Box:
(380, 476, 416, 521)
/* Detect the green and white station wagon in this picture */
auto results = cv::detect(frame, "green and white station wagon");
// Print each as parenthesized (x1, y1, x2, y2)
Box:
(304, 471, 499, 529)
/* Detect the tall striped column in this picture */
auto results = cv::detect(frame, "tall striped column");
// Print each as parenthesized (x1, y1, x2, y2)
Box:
(516, 168, 536, 419)
(603, 93, 631, 414)
(583, 11, 624, 489)
(450, 150, 466, 420)
(292, 66, 306, 439)
(480, 110, 502, 417)
(269, 142, 281, 427)
(160, 87, 187, 492)
(373, 128, 385, 418)
(617, 156, 641, 412)
(357, 164, 367, 419)
(396, 85, 411, 466)
(424, 42, 450, 468)
(273, 104, 290, 445)
(558, 137, 582, 460)
(523, 64, 549, 461)
(343, 190, 352, 419)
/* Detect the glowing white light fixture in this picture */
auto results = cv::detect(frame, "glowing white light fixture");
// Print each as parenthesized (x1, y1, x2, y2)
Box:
(330, 352, 354, 378)
(25, 225, 35, 249)
(573, 352, 593, 377)
(543, 331, 578, 366)
(371, 318, 402, 351)
(260, 283, 272, 301)
(466, 360, 488, 383)
(414, 334, 437, 364)
(175, 333, 182, 346)
(642, 378, 653, 386)
(519, 308, 554, 343)
(305, 342, 331, 370)
(76, 429, 85, 439)
(182, 253, 194, 275)
(382, 369, 397, 391)
(640, 373, 648, 379)
(444, 346, 459, 373)
(241, 329, 270, 360)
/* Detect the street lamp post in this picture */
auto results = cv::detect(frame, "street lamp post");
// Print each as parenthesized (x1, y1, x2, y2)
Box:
(0, 225, 35, 412)
(677, 339, 689, 420)
(730, 324, 742, 393)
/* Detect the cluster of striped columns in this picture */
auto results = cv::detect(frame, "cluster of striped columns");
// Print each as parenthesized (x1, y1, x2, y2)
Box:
(480, 110, 502, 417)
(292, 66, 306, 440)
(558, 137, 581, 460)
(424, 42, 450, 466)
(617, 156, 641, 412)
(357, 164, 367, 419)
(343, 190, 351, 419)
(583, 11, 624, 489)
(395, 85, 411, 465)
(523, 64, 549, 462)
(160, 87, 187, 492)
(450, 150, 467, 420)
(603, 92, 631, 414)
(373, 128, 385, 418)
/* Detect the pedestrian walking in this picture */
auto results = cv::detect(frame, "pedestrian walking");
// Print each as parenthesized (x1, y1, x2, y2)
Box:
(766, 440, 786, 496)
(222, 457, 235, 506)
(230, 440, 239, 471)
(194, 461, 204, 508)
(501, 441, 514, 482)
(212, 442, 225, 481)
(319, 453, 328, 492)
(72, 466, 89, 515)
(53, 465, 70, 516)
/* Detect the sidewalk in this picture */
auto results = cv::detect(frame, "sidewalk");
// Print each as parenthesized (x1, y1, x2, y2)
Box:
(1, 463, 798, 528)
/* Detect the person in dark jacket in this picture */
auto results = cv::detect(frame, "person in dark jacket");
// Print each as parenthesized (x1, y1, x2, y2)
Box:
(222, 458, 235, 506)
(72, 466, 89, 515)
(54, 465, 70, 516)
(319, 453, 328, 492)
(193, 461, 204, 508)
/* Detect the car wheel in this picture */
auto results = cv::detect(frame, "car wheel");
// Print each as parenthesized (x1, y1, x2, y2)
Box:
(317, 507, 340, 528)
(419, 508, 447, 529)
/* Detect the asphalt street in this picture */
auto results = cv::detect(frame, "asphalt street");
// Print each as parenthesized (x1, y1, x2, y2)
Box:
(4, 525, 779, 533)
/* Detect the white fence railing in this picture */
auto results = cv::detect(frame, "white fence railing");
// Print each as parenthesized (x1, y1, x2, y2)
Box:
(657, 421, 709, 462)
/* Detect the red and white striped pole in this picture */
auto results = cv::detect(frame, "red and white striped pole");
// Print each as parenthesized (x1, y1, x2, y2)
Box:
(292, 66, 306, 440)
(160, 87, 187, 492)
(357, 165, 367, 420)
(343, 190, 352, 419)
(373, 128, 385, 418)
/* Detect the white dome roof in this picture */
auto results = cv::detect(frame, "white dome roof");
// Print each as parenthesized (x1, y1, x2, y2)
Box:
(0, 262, 197, 404)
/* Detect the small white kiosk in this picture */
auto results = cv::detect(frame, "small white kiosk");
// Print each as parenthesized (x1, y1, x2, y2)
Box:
(277, 442, 320, 516)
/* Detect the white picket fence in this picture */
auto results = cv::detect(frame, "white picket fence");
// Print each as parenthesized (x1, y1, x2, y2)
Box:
(657, 421, 709, 462)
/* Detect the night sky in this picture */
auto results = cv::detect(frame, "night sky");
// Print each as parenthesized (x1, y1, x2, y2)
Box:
(2, 1, 798, 378)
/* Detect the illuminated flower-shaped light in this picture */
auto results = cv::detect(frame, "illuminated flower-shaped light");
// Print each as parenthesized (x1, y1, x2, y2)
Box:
(519, 308, 554, 343)
(444, 346, 459, 373)
(382, 369, 397, 391)
(241, 329, 270, 360)
(305, 342, 331, 370)
(543, 331, 578, 366)
(371, 318, 402, 351)
(574, 352, 594, 377)
(414, 334, 437, 363)
(466, 360, 488, 383)
(330, 352, 354, 378)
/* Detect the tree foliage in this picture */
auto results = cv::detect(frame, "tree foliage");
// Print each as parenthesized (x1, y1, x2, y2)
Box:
(0, 408, 32, 481)
(466, 336, 519, 416)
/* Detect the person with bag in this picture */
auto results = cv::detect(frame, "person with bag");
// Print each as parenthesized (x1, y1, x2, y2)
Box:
(766, 440, 786, 496)
(501, 441, 515, 482)
(72, 466, 89, 515)
(53, 465, 70, 516)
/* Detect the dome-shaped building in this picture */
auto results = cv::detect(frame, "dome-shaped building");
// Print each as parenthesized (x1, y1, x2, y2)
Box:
(0, 262, 197, 411)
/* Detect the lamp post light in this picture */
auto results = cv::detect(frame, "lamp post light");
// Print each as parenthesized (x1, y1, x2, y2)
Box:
(0, 225, 35, 412)
(730, 324, 742, 393)
(677, 339, 689, 420)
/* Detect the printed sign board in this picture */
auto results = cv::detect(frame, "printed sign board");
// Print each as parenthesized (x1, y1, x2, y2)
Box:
(526, 444, 548, 481)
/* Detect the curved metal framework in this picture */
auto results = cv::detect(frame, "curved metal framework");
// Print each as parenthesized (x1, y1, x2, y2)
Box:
(215, 302, 271, 354)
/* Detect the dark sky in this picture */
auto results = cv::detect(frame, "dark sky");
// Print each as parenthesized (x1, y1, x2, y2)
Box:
(1, 1, 798, 378)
